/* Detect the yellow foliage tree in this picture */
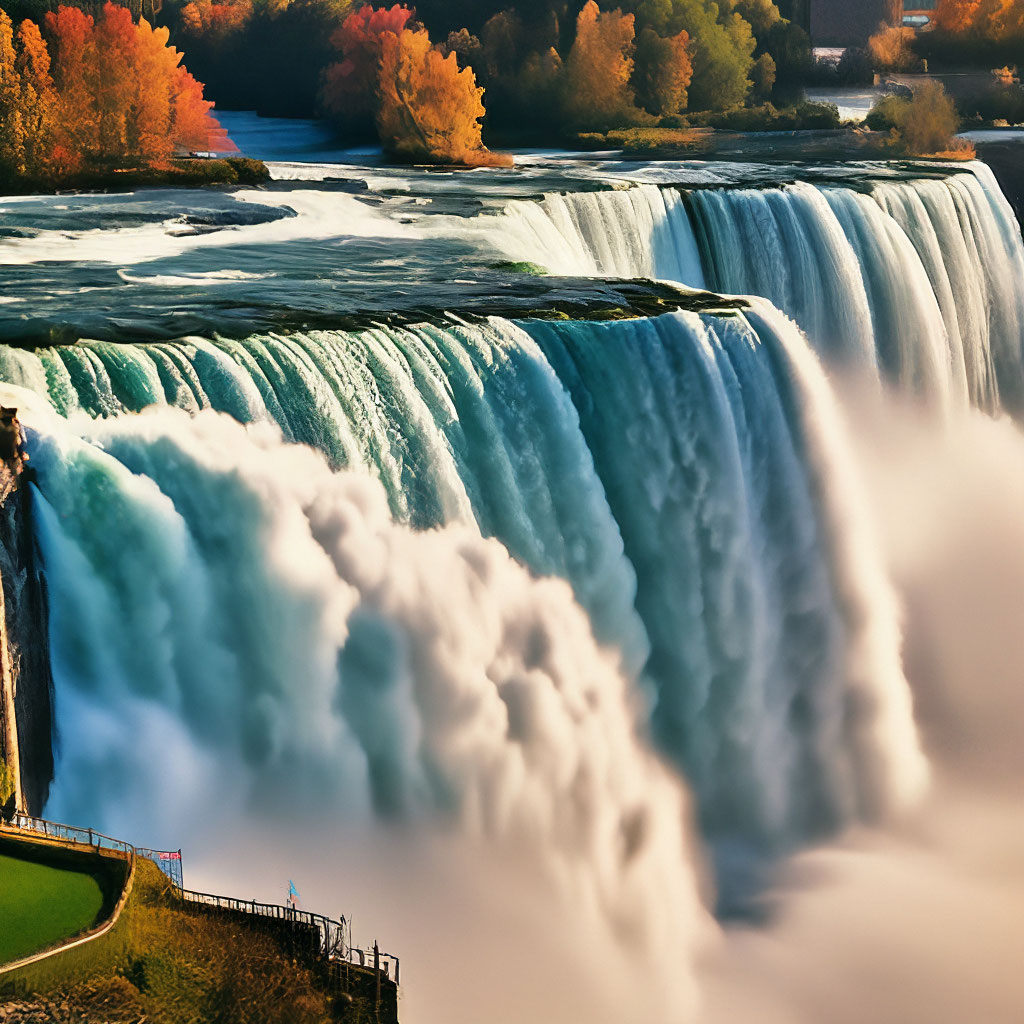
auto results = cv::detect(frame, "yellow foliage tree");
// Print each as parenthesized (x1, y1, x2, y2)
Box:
(563, 0, 646, 130)
(867, 23, 917, 70)
(0, 11, 25, 176)
(376, 26, 510, 166)
(131, 19, 178, 164)
(15, 19, 58, 176)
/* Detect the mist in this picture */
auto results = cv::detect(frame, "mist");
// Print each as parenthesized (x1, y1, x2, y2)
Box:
(703, 382, 1024, 1024)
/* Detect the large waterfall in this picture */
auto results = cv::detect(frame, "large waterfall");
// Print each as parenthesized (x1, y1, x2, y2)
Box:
(3, 307, 925, 916)
(3, 149, 1023, 1022)
(488, 164, 1024, 415)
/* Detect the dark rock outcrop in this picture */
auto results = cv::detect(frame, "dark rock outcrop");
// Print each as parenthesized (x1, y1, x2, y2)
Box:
(0, 409, 54, 814)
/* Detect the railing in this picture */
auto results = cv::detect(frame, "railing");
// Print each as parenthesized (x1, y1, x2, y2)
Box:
(3, 813, 399, 985)
(8, 813, 135, 858)
(8, 814, 181, 884)
(174, 887, 399, 983)
(0, 815, 137, 976)
(135, 846, 183, 888)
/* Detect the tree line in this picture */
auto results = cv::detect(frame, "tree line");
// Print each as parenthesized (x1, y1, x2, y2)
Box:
(163, 0, 814, 135)
(0, 1, 230, 183)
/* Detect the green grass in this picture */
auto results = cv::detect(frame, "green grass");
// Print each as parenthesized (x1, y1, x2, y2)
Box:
(5, 860, 339, 1022)
(0, 853, 104, 964)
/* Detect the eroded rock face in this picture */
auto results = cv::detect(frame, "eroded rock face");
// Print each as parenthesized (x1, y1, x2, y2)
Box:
(0, 409, 54, 815)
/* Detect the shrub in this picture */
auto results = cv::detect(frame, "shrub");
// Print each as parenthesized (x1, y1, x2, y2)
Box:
(689, 100, 840, 131)
(868, 23, 919, 71)
(867, 81, 960, 154)
(959, 80, 1024, 122)
(865, 93, 907, 131)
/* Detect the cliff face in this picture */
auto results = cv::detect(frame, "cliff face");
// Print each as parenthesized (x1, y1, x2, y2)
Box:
(0, 409, 54, 815)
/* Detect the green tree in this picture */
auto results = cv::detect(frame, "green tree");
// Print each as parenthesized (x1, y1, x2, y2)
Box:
(630, 0, 755, 109)
(750, 50, 775, 97)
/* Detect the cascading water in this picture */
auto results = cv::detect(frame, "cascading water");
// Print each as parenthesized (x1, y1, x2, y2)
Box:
(483, 164, 1024, 415)
(1, 309, 925, 915)
(3, 136, 1024, 1021)
(485, 183, 707, 285)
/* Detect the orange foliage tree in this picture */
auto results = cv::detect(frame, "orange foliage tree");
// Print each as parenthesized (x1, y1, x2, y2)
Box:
(867, 23, 918, 70)
(40, 2, 232, 173)
(0, 3, 231, 181)
(376, 26, 509, 166)
(321, 3, 413, 124)
(972, 0, 1024, 38)
(45, 5, 99, 167)
(933, 0, 981, 32)
(563, 1, 647, 130)
(15, 20, 58, 176)
(0, 11, 26, 177)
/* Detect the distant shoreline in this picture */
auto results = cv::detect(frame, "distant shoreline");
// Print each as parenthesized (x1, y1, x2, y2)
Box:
(0, 157, 270, 198)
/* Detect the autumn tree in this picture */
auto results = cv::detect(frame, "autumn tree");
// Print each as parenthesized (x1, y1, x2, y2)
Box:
(563, 1, 647, 130)
(180, 0, 254, 41)
(972, 0, 1024, 38)
(46, 5, 101, 164)
(627, 0, 755, 110)
(933, 0, 982, 33)
(867, 23, 917, 70)
(0, 11, 24, 177)
(93, 3, 138, 160)
(15, 19, 57, 175)
(376, 25, 510, 165)
(632, 26, 692, 115)
(0, 4, 231, 181)
(321, 3, 413, 128)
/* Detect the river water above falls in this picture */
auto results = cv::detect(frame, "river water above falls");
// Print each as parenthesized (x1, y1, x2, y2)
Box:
(2, 117, 1024, 1022)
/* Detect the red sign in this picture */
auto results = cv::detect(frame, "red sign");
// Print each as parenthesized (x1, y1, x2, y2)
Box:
(159, 852, 182, 860)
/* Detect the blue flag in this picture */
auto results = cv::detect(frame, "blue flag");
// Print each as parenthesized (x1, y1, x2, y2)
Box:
(288, 880, 300, 901)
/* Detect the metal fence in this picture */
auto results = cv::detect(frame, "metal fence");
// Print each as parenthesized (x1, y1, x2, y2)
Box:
(136, 846, 184, 888)
(4, 814, 399, 984)
(8, 813, 135, 858)
(9, 814, 182, 885)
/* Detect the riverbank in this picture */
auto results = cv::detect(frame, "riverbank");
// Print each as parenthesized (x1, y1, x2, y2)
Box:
(0, 158, 270, 197)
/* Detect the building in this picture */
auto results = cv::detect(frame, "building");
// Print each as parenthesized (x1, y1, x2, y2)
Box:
(809, 0, 895, 48)
(903, 0, 939, 29)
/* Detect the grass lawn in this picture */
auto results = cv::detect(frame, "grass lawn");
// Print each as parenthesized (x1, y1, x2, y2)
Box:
(0, 853, 104, 964)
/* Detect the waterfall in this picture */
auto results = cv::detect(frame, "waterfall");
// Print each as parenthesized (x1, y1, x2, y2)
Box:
(481, 183, 707, 285)
(1, 310, 926, 911)
(481, 164, 1024, 414)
